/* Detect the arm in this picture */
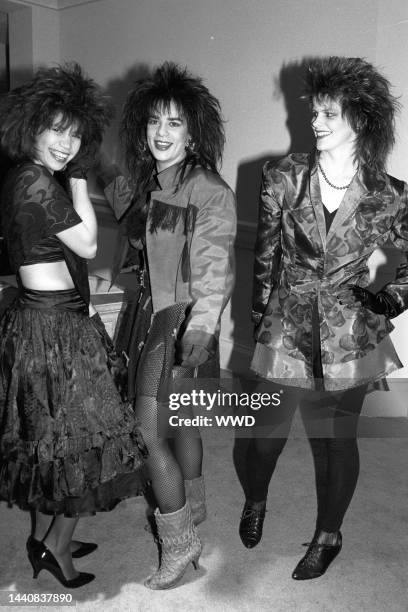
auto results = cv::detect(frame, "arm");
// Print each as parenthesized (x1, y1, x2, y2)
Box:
(180, 177, 237, 365)
(343, 182, 408, 318)
(56, 178, 97, 259)
(8, 164, 89, 265)
(252, 162, 283, 324)
(380, 184, 408, 313)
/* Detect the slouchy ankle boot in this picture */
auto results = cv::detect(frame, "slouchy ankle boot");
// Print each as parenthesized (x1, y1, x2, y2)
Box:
(144, 502, 202, 590)
(185, 476, 207, 525)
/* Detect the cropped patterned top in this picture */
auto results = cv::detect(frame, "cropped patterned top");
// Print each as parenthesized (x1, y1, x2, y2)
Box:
(1, 162, 90, 305)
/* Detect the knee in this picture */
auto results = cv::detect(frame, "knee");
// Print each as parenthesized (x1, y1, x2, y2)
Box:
(253, 437, 287, 461)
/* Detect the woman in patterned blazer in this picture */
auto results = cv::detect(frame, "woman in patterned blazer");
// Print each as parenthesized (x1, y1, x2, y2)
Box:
(239, 56, 408, 580)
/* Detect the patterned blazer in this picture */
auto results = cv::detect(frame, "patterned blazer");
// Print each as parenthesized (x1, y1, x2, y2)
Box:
(103, 161, 237, 351)
(251, 153, 408, 390)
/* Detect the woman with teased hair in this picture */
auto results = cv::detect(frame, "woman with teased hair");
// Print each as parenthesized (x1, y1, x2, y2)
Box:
(240, 56, 408, 579)
(99, 62, 236, 589)
(0, 63, 146, 588)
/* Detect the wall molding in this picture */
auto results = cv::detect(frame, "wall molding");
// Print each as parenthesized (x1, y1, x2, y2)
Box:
(8, 0, 101, 10)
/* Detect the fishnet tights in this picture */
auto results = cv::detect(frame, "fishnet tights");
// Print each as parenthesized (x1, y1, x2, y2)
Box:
(135, 395, 203, 514)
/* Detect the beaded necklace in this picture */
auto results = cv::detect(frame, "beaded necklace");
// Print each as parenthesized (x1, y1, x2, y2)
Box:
(318, 161, 355, 190)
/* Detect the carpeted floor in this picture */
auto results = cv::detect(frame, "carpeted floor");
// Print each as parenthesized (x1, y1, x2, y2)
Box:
(0, 411, 407, 612)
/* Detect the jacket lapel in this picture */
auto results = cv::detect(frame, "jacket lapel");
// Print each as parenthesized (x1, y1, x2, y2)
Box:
(309, 157, 387, 251)
(308, 157, 327, 250)
(325, 173, 367, 243)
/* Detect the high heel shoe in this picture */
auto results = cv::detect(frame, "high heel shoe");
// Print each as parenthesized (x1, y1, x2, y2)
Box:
(144, 502, 202, 590)
(292, 532, 342, 580)
(239, 500, 266, 549)
(26, 539, 95, 588)
(27, 536, 97, 559)
(71, 541, 98, 559)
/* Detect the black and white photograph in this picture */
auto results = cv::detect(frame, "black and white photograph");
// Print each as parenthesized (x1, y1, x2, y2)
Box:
(0, 1, 407, 611)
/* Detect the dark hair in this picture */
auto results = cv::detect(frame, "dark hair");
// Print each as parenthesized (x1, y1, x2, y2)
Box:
(0, 63, 113, 163)
(121, 61, 225, 186)
(304, 56, 399, 174)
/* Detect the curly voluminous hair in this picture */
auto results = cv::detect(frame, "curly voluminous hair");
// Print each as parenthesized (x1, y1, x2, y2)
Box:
(121, 61, 225, 186)
(0, 63, 113, 162)
(304, 56, 400, 174)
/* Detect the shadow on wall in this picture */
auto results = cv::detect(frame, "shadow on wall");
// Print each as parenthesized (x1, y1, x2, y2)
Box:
(228, 59, 315, 373)
(89, 63, 151, 197)
(103, 63, 151, 163)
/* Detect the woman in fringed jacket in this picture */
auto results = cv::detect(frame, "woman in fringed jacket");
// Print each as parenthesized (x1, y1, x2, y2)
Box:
(99, 62, 236, 589)
(239, 56, 408, 580)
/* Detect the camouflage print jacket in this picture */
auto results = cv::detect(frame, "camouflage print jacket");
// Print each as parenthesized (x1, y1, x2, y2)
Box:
(251, 153, 408, 390)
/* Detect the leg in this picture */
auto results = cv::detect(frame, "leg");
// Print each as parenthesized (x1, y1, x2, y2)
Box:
(43, 516, 80, 581)
(31, 510, 52, 541)
(239, 391, 298, 548)
(301, 386, 366, 537)
(303, 438, 330, 533)
(168, 358, 219, 522)
(245, 389, 298, 502)
(30, 511, 96, 558)
(134, 305, 203, 588)
(319, 385, 366, 534)
(135, 395, 185, 513)
(171, 423, 203, 481)
(136, 396, 202, 589)
(26, 514, 94, 587)
(293, 385, 366, 579)
(170, 405, 206, 525)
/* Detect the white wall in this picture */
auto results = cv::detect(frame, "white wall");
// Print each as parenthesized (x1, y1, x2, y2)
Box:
(57, 0, 387, 211)
(4, 0, 408, 402)
(31, 4, 59, 68)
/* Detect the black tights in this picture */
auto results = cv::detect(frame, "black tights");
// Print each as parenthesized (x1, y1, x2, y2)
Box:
(244, 385, 366, 532)
(135, 395, 203, 514)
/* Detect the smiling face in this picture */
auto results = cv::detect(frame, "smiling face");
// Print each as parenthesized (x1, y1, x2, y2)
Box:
(33, 113, 82, 174)
(311, 97, 357, 156)
(146, 100, 190, 172)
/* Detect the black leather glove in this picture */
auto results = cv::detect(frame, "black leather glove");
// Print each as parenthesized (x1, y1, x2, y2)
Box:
(340, 286, 401, 318)
(90, 312, 128, 400)
(178, 341, 211, 368)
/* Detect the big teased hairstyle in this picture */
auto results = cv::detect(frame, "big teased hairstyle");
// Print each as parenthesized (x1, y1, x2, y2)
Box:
(0, 63, 113, 163)
(121, 62, 225, 186)
(304, 56, 400, 175)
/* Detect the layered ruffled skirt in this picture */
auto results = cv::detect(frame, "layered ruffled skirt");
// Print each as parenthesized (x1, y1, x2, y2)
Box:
(0, 287, 147, 516)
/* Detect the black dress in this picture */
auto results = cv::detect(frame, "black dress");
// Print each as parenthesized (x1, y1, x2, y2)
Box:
(0, 162, 147, 516)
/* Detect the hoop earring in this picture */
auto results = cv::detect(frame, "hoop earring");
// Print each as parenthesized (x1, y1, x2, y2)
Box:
(185, 139, 196, 154)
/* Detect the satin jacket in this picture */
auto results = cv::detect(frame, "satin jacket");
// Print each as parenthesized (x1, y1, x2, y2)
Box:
(103, 161, 236, 350)
(251, 153, 408, 390)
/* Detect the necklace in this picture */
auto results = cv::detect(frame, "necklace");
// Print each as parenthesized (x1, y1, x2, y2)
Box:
(318, 161, 353, 190)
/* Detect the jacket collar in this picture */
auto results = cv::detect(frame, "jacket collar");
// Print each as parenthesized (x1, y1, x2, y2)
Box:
(308, 151, 389, 249)
(150, 160, 186, 192)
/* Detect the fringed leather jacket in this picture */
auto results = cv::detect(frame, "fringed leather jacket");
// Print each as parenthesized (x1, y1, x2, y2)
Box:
(102, 161, 236, 351)
(251, 153, 408, 390)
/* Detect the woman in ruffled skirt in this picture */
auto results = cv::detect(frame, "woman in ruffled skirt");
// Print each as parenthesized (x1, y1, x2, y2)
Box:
(0, 64, 146, 588)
